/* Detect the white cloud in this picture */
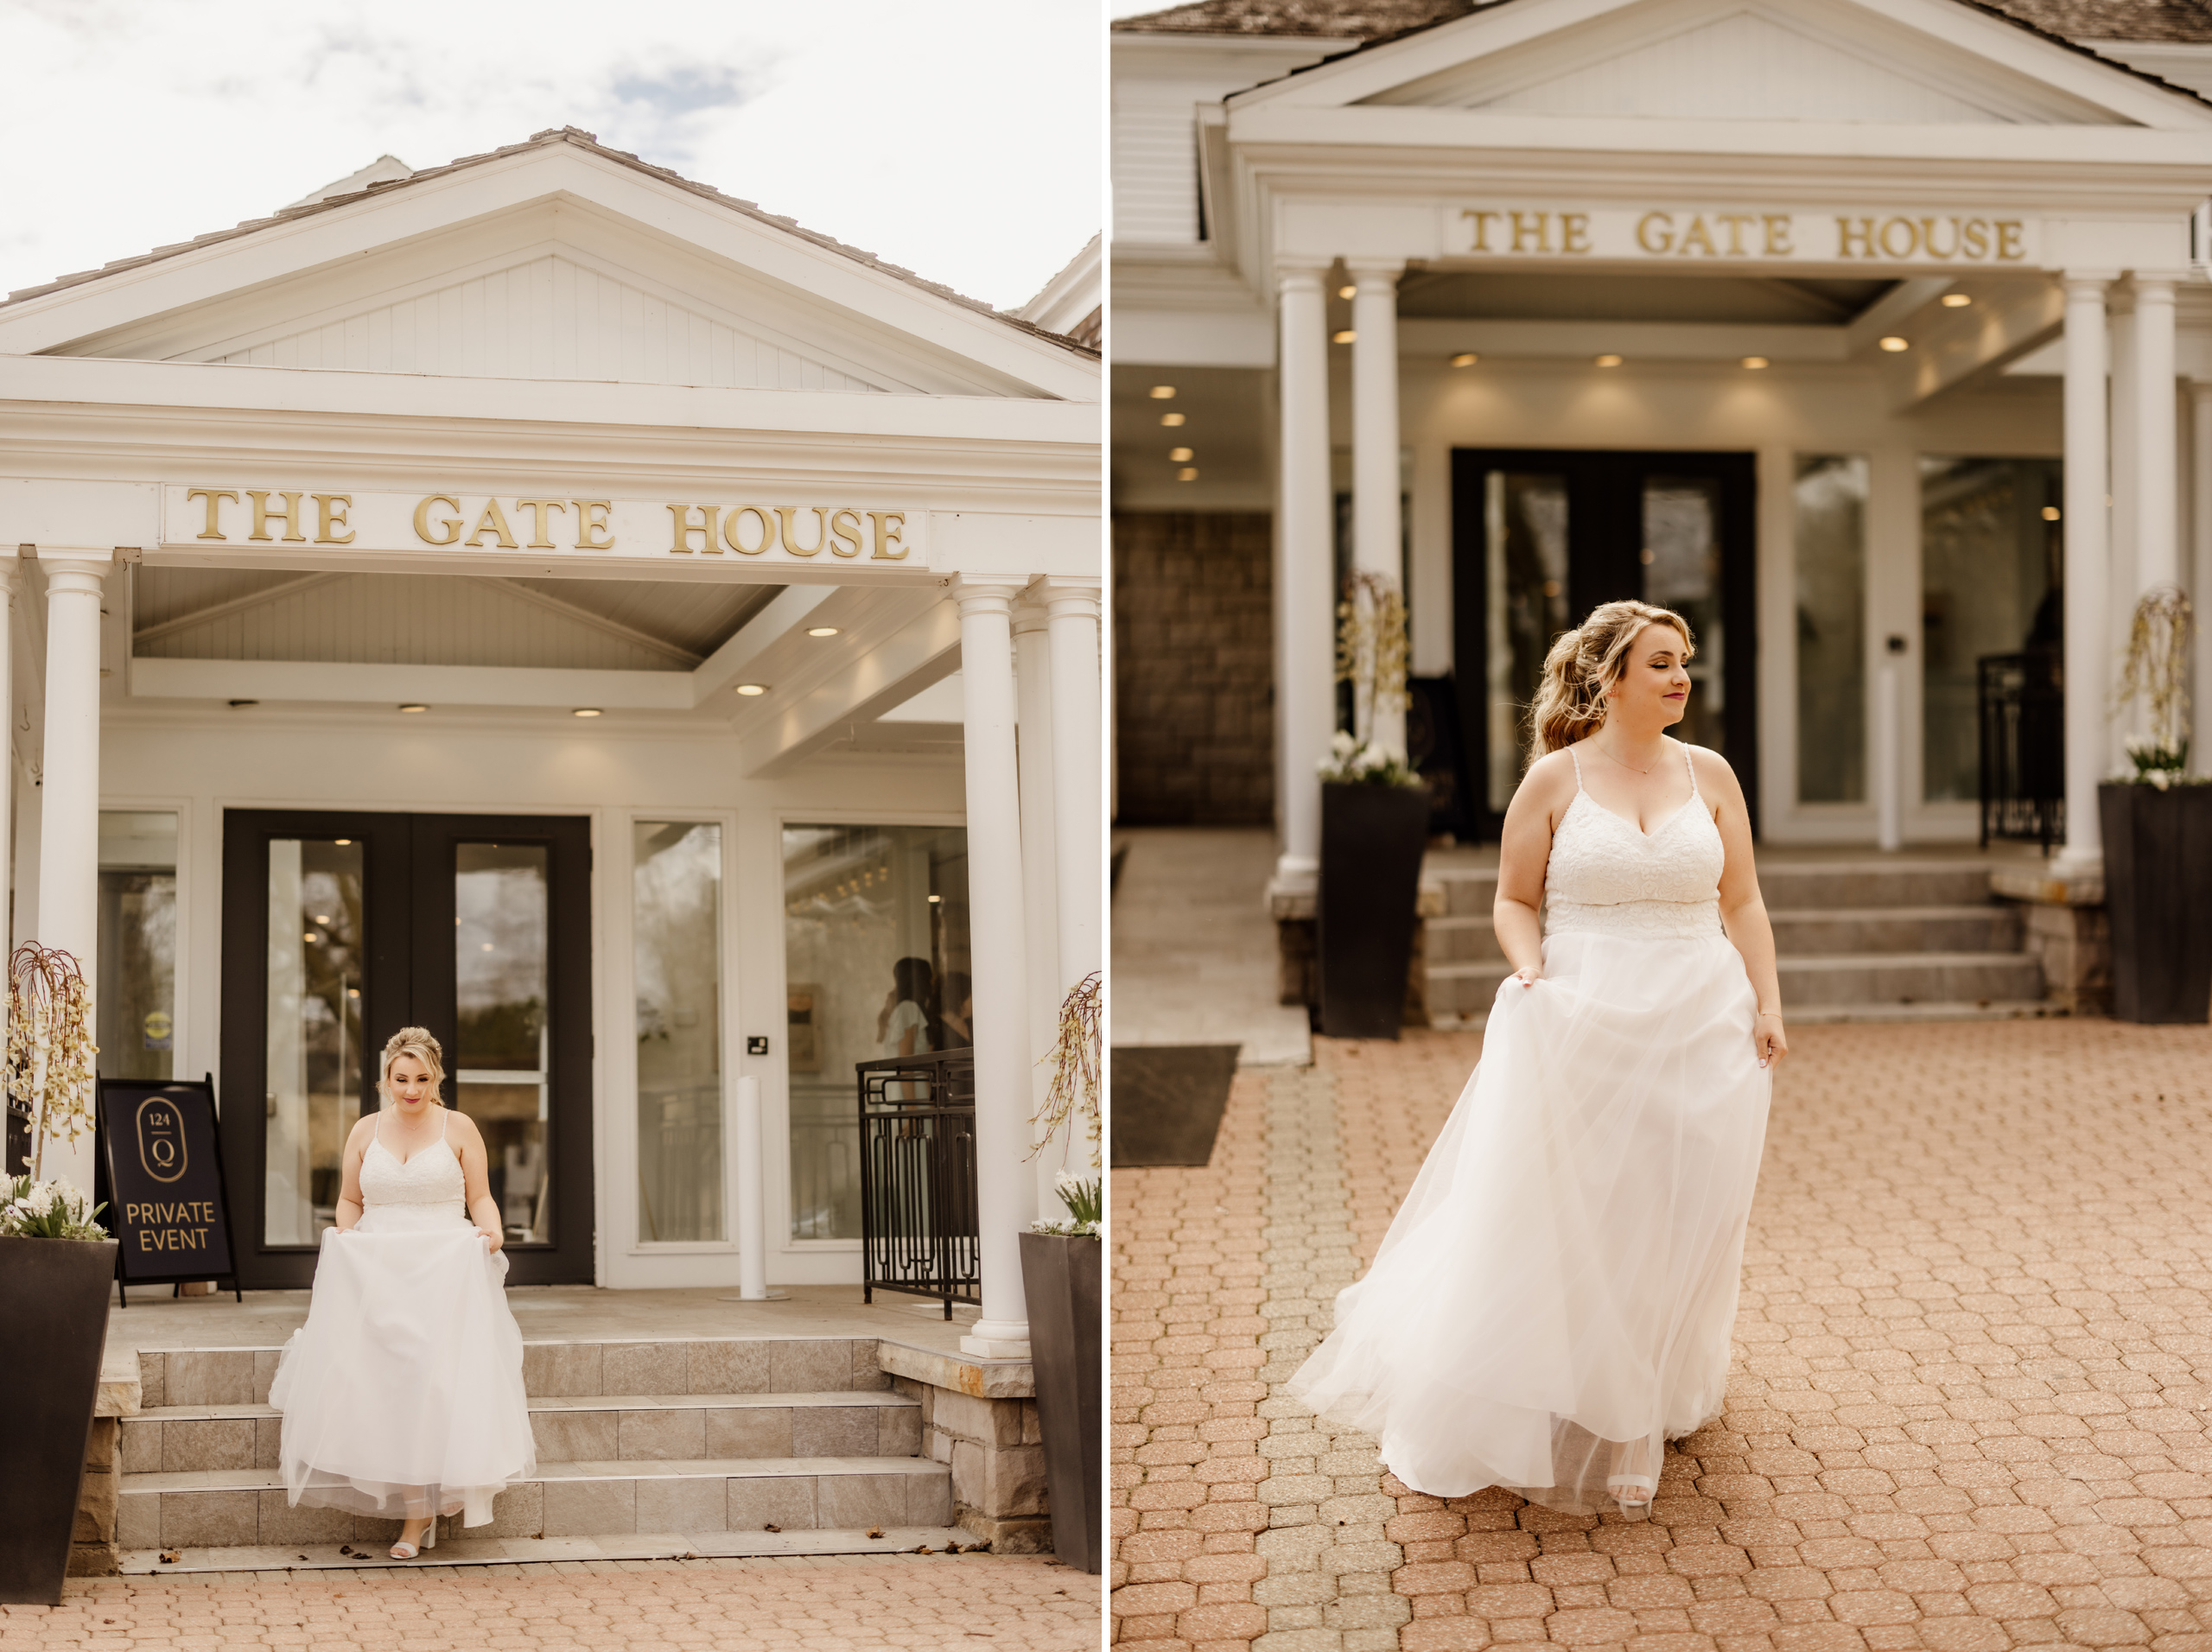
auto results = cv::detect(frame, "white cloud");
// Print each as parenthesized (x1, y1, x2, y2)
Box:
(0, 0, 1102, 311)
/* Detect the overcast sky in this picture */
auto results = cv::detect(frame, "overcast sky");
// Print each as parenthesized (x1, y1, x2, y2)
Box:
(0, 0, 1101, 314)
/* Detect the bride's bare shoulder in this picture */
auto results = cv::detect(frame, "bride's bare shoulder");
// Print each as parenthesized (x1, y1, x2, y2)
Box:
(344, 1113, 378, 1153)
(1519, 747, 1580, 803)
(441, 1107, 486, 1147)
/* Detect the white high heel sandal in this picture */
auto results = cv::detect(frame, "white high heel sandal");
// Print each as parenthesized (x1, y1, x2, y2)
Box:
(390, 1518, 437, 1560)
(1607, 1439, 1657, 1509)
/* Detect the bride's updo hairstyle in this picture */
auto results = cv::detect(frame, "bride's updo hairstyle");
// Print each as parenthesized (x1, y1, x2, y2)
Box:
(1529, 599, 1697, 755)
(378, 1026, 446, 1103)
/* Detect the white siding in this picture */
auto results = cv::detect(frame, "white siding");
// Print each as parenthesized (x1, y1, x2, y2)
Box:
(134, 572, 696, 671)
(1114, 97, 1205, 245)
(206, 256, 889, 391)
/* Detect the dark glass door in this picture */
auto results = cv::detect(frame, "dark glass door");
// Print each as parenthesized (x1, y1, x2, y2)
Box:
(219, 810, 593, 1288)
(1451, 449, 1758, 841)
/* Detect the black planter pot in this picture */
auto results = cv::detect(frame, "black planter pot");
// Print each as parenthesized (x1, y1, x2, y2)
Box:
(1018, 1231, 1101, 1574)
(1318, 781, 1432, 1039)
(2099, 783, 2212, 1024)
(0, 1236, 118, 1604)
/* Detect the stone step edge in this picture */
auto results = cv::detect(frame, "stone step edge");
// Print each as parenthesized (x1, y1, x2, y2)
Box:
(130, 1391, 915, 1424)
(1776, 950, 2042, 972)
(1431, 1000, 2060, 1032)
(117, 1528, 973, 1574)
(123, 1457, 946, 1495)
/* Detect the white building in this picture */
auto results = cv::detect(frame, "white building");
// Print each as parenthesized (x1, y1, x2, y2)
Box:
(1111, 0, 2212, 901)
(0, 128, 1100, 1358)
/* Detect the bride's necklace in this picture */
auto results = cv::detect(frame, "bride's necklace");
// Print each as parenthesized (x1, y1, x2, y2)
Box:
(1590, 737, 1662, 776)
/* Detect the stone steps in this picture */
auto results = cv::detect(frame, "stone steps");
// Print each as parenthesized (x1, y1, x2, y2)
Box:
(120, 1336, 950, 1565)
(117, 1527, 974, 1573)
(1417, 857, 2050, 1024)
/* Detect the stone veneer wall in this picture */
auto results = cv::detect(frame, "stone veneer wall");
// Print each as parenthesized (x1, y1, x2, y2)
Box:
(876, 1342, 1051, 1553)
(1113, 511, 1274, 827)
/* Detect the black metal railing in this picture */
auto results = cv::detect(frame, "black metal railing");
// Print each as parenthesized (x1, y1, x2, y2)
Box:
(856, 1048, 979, 1318)
(1978, 648, 2065, 851)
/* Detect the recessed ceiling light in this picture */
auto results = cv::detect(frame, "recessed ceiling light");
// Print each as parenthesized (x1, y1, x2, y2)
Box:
(1148, 384, 1176, 399)
(1450, 353, 1478, 368)
(1942, 293, 1973, 308)
(334, 838, 352, 846)
(1160, 412, 1185, 427)
(1178, 467, 1199, 481)
(1332, 330, 1357, 344)
(571, 707, 602, 717)
(399, 703, 429, 714)
(1879, 336, 1910, 353)
(1169, 447, 1193, 462)
(1594, 354, 1623, 368)
(2041, 505, 2062, 521)
(806, 626, 841, 637)
(928, 893, 942, 904)
(734, 683, 769, 696)
(1338, 284, 1357, 299)
(1742, 356, 1770, 370)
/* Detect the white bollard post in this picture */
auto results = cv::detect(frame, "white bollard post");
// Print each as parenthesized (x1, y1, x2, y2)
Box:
(735, 1075, 769, 1300)
(1874, 655, 1903, 853)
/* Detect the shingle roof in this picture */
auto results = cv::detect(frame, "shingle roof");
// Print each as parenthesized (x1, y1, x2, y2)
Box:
(1, 127, 1099, 359)
(1112, 0, 2212, 41)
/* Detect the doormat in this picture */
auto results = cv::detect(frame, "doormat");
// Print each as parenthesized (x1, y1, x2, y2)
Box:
(1110, 1045, 1239, 1169)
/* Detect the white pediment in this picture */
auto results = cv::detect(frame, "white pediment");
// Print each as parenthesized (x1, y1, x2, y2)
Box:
(1357, 0, 2133, 123)
(1229, 0, 2212, 131)
(180, 249, 893, 394)
(0, 134, 1096, 402)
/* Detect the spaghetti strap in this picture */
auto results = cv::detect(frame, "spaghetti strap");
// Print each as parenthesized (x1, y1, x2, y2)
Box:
(1681, 740, 1700, 798)
(441, 1107, 450, 1143)
(1568, 747, 1585, 790)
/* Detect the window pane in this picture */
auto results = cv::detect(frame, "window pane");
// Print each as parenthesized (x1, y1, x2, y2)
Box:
(634, 822, 723, 1244)
(454, 843, 550, 1246)
(98, 811, 178, 1083)
(1796, 456, 1869, 803)
(1484, 471, 1569, 813)
(780, 824, 970, 1242)
(1644, 476, 1727, 759)
(1920, 457, 2063, 803)
(264, 838, 364, 1245)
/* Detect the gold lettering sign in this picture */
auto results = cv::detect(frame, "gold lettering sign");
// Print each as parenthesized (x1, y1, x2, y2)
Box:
(135, 1096, 187, 1185)
(1459, 206, 2030, 264)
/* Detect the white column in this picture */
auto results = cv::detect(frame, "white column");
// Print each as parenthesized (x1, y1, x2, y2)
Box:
(2192, 380, 2212, 777)
(1350, 258, 1408, 759)
(1011, 596, 1063, 1216)
(2108, 295, 2139, 760)
(0, 561, 14, 969)
(1043, 576, 1102, 1178)
(2056, 275, 2114, 877)
(35, 554, 111, 1192)
(2133, 273, 2182, 594)
(951, 578, 1036, 1358)
(1275, 263, 1333, 879)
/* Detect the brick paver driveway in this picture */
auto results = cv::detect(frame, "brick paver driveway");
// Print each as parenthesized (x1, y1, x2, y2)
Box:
(1113, 1020, 2212, 1652)
(6, 1553, 1098, 1650)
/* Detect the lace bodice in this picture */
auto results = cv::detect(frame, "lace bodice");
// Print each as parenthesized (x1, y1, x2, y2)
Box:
(358, 1109, 467, 1209)
(1545, 742, 1726, 942)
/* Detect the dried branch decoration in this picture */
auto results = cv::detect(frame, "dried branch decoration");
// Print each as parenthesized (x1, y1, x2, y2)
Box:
(1335, 570, 1411, 743)
(1030, 969, 1101, 1165)
(8, 943, 99, 1182)
(2116, 585, 2195, 779)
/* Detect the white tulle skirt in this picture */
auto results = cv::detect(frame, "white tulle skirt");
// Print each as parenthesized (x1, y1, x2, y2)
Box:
(1287, 924, 1772, 1517)
(268, 1205, 535, 1526)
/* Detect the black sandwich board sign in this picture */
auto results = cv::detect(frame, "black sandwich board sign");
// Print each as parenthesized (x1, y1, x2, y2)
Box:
(93, 1076, 242, 1305)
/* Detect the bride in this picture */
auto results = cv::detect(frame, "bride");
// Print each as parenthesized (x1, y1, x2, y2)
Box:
(1288, 599, 1786, 1518)
(269, 1026, 536, 1559)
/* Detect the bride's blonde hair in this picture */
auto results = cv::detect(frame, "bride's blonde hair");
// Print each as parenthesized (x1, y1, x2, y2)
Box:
(378, 1026, 446, 1103)
(1529, 600, 1697, 755)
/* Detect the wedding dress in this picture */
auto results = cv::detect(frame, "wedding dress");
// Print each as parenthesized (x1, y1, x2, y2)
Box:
(1287, 741, 1772, 1517)
(269, 1106, 536, 1527)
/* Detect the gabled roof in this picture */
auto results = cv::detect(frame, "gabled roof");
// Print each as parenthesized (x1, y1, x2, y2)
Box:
(2, 126, 1097, 359)
(1115, 0, 2212, 41)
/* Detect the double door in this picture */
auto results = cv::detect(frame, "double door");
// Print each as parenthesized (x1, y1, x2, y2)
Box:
(219, 811, 593, 1287)
(1450, 449, 1758, 840)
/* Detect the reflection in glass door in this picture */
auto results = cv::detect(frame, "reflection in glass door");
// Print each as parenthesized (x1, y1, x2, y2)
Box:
(263, 838, 365, 1243)
(633, 822, 724, 1245)
(454, 843, 551, 1247)
(1453, 449, 1758, 839)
